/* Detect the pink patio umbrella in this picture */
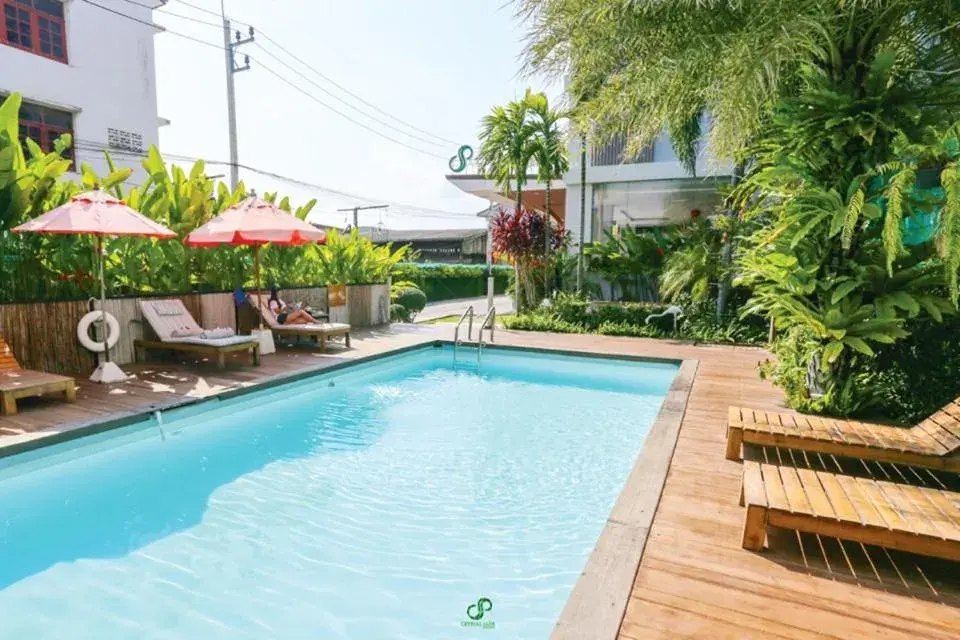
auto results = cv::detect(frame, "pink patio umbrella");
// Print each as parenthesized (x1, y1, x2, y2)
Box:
(184, 196, 326, 327)
(12, 190, 177, 382)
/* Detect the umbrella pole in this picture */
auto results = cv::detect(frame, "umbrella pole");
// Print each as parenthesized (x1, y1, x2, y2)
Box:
(254, 243, 263, 329)
(98, 235, 110, 364)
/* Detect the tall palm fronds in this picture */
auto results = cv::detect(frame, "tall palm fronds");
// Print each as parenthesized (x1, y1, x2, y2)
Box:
(518, 0, 960, 164)
(476, 95, 537, 210)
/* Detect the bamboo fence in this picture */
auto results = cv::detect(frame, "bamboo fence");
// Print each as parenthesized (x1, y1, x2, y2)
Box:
(0, 284, 389, 375)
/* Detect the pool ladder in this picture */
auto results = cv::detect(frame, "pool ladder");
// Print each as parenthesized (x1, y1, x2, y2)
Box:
(453, 306, 474, 357)
(476, 306, 496, 363)
(453, 305, 495, 364)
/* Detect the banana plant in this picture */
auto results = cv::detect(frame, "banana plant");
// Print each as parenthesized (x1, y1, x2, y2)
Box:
(314, 229, 411, 285)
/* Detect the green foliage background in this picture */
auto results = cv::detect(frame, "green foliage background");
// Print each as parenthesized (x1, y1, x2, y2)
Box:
(520, 0, 960, 421)
(0, 93, 419, 303)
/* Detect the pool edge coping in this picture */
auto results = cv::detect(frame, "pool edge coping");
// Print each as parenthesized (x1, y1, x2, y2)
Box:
(550, 357, 699, 640)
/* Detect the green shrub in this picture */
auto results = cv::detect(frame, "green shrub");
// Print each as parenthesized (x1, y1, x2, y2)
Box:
(548, 292, 664, 329)
(761, 326, 887, 419)
(765, 314, 960, 424)
(596, 321, 659, 337)
(394, 286, 427, 319)
(390, 280, 419, 300)
(501, 313, 581, 333)
(390, 303, 410, 323)
(868, 315, 960, 423)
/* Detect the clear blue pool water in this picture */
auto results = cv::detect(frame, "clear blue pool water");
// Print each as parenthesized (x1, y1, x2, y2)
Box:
(0, 346, 677, 639)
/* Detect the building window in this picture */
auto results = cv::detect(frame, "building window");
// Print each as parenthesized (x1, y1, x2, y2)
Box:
(590, 180, 720, 240)
(2, 0, 68, 63)
(591, 133, 654, 167)
(18, 100, 74, 164)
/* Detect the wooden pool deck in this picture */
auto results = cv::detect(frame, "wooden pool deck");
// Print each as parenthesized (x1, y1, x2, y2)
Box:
(1, 326, 958, 638)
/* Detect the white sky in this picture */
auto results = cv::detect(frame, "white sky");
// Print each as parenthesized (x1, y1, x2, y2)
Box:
(153, 0, 561, 230)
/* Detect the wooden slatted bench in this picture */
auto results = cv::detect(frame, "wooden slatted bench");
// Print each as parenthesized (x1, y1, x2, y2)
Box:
(0, 335, 76, 416)
(740, 460, 960, 562)
(727, 406, 960, 472)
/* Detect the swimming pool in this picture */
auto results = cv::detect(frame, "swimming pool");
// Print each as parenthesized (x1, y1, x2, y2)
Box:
(0, 345, 678, 639)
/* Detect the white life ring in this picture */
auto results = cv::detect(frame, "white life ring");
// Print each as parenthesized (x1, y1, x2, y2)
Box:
(77, 311, 121, 353)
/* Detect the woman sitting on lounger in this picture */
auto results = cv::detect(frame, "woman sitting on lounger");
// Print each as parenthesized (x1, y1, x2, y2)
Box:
(268, 287, 315, 325)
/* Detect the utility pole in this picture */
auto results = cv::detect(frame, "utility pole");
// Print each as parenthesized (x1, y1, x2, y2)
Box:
(336, 205, 389, 232)
(222, 1, 254, 191)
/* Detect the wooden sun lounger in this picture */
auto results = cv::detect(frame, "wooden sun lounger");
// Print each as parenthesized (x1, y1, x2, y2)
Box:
(248, 294, 351, 350)
(726, 405, 960, 472)
(740, 460, 960, 562)
(134, 339, 260, 370)
(136, 300, 260, 370)
(0, 334, 75, 415)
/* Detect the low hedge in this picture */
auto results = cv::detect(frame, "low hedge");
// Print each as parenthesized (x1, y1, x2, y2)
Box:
(502, 295, 768, 345)
(391, 262, 513, 302)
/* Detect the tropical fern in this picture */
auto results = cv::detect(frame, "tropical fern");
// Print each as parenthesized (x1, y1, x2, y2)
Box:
(881, 167, 916, 273)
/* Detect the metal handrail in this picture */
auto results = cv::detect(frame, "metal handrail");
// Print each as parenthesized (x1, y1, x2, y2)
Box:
(453, 306, 474, 361)
(454, 305, 474, 343)
(477, 306, 496, 363)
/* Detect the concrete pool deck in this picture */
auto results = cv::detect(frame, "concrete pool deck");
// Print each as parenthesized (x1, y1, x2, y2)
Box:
(1, 325, 958, 639)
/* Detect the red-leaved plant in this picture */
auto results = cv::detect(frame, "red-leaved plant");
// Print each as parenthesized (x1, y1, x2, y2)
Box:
(491, 206, 565, 309)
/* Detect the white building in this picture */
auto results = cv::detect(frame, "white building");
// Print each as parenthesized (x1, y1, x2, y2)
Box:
(446, 116, 734, 247)
(0, 0, 162, 183)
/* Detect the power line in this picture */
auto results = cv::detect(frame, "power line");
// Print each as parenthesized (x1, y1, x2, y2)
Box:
(79, 0, 450, 160)
(111, 0, 157, 8)
(252, 43, 446, 149)
(168, 0, 226, 20)
(168, 1, 457, 147)
(116, 0, 222, 28)
(77, 0, 226, 52)
(250, 57, 447, 159)
(78, 0, 160, 28)
(255, 30, 459, 146)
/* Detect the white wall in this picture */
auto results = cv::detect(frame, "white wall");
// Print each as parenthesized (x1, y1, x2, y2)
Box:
(0, 0, 160, 184)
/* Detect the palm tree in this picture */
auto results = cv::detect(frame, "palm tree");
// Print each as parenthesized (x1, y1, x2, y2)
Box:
(476, 96, 536, 213)
(526, 91, 569, 295)
(477, 94, 538, 310)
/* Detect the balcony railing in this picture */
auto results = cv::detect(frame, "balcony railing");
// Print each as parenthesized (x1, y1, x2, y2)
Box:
(591, 134, 654, 166)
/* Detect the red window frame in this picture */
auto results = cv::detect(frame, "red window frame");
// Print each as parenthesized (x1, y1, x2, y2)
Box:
(17, 101, 74, 168)
(1, 0, 68, 64)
